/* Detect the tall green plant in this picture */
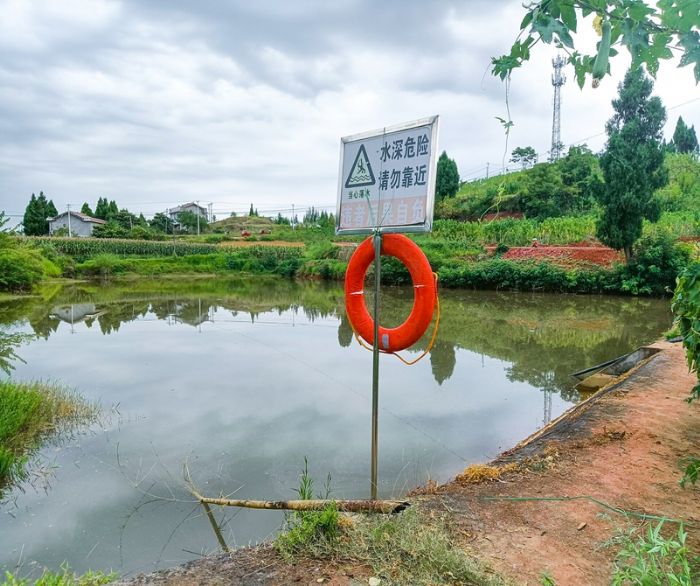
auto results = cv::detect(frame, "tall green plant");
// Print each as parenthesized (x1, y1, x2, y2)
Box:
(23, 192, 55, 236)
(672, 261, 700, 488)
(672, 261, 700, 403)
(671, 116, 699, 155)
(596, 67, 667, 263)
(611, 521, 698, 585)
(436, 151, 460, 201)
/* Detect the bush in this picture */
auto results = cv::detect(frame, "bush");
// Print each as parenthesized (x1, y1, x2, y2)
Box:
(437, 259, 616, 293)
(672, 261, 700, 403)
(0, 249, 46, 291)
(611, 522, 698, 585)
(76, 254, 125, 277)
(619, 234, 690, 295)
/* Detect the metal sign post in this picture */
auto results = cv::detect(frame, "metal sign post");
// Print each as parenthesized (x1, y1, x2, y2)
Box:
(370, 231, 382, 499)
(336, 116, 439, 500)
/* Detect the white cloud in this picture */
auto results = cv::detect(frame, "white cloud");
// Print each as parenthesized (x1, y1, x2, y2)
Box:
(0, 0, 697, 218)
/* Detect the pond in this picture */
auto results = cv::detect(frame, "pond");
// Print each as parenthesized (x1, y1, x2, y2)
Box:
(0, 277, 672, 577)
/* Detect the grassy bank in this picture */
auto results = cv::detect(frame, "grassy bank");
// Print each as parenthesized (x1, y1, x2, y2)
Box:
(0, 567, 115, 586)
(1, 210, 696, 297)
(0, 380, 98, 495)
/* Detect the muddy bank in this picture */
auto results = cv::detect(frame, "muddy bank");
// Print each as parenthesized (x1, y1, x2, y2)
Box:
(116, 340, 698, 586)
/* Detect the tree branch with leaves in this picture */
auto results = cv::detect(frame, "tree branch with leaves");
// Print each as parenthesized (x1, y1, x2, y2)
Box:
(493, 0, 699, 88)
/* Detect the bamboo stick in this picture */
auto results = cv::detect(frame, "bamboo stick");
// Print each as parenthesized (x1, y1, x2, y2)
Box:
(183, 462, 408, 515)
(195, 493, 409, 514)
(201, 501, 230, 552)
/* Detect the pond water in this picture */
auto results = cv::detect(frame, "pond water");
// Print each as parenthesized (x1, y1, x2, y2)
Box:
(0, 278, 672, 577)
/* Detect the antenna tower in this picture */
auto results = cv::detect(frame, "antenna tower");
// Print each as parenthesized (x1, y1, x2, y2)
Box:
(550, 55, 566, 161)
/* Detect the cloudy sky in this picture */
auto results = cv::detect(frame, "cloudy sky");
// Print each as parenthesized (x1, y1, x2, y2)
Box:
(1, 0, 697, 221)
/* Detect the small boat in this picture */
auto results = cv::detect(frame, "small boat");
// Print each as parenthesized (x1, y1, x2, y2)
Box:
(572, 346, 661, 394)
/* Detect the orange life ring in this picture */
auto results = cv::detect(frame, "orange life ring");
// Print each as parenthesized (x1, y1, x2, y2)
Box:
(345, 234, 436, 352)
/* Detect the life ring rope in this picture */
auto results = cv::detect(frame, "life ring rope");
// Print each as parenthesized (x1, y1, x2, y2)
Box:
(349, 272, 441, 366)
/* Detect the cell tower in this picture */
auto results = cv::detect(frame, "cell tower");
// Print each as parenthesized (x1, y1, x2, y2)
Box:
(550, 55, 566, 161)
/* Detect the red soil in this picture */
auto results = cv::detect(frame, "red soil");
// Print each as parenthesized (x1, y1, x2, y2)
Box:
(499, 245, 623, 267)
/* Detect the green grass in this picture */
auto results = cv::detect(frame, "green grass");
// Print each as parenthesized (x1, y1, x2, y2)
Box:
(274, 461, 503, 585)
(610, 521, 699, 585)
(73, 247, 305, 278)
(0, 380, 98, 495)
(275, 458, 339, 559)
(1, 565, 115, 586)
(279, 506, 505, 586)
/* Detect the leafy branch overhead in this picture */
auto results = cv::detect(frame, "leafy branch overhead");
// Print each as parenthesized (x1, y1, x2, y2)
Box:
(492, 0, 699, 87)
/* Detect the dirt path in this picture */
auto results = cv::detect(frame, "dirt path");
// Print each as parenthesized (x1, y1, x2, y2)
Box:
(434, 339, 699, 584)
(117, 340, 698, 586)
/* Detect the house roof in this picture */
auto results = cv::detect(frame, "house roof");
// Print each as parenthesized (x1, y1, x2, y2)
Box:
(169, 202, 207, 214)
(48, 211, 107, 224)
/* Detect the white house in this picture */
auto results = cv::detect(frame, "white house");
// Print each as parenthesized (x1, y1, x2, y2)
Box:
(48, 211, 106, 237)
(167, 202, 208, 225)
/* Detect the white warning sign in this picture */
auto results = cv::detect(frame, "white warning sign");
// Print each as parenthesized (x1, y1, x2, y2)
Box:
(345, 145, 375, 188)
(336, 116, 439, 235)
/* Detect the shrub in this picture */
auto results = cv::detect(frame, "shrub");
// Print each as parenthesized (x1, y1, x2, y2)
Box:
(619, 234, 690, 295)
(611, 522, 698, 585)
(0, 249, 46, 291)
(437, 259, 616, 293)
(672, 261, 700, 403)
(76, 254, 125, 277)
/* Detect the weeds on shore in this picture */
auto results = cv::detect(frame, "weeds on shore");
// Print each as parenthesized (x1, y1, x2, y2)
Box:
(0, 380, 98, 496)
(1, 564, 116, 585)
(274, 460, 504, 585)
(610, 521, 699, 585)
(275, 458, 339, 559)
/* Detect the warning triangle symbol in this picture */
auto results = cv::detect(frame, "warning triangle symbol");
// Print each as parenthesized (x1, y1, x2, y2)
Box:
(345, 144, 376, 188)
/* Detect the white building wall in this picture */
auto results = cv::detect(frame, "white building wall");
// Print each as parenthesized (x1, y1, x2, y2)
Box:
(49, 216, 95, 237)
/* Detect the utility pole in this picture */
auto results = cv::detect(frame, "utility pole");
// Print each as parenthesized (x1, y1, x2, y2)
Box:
(485, 162, 489, 179)
(291, 203, 295, 230)
(196, 200, 201, 235)
(67, 204, 72, 237)
(550, 55, 566, 161)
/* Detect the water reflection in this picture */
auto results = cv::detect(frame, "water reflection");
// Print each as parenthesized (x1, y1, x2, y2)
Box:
(1, 280, 671, 402)
(0, 278, 672, 576)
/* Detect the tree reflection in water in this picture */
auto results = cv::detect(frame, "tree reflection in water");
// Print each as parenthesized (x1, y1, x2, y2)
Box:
(0, 280, 671, 403)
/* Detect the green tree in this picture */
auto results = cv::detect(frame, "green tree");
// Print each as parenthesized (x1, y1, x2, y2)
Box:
(81, 202, 94, 216)
(596, 68, 667, 263)
(493, 1, 699, 87)
(671, 116, 699, 154)
(177, 210, 208, 233)
(149, 212, 171, 233)
(510, 146, 538, 169)
(46, 199, 58, 219)
(109, 208, 137, 230)
(522, 163, 569, 219)
(557, 145, 600, 213)
(23, 194, 39, 235)
(435, 151, 460, 201)
(94, 197, 109, 220)
(92, 221, 128, 239)
(23, 191, 53, 235)
(107, 200, 119, 220)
